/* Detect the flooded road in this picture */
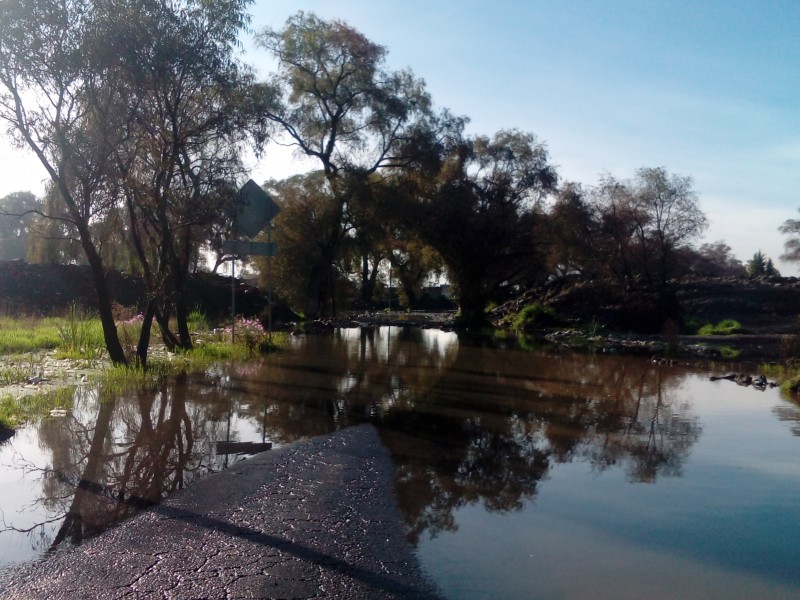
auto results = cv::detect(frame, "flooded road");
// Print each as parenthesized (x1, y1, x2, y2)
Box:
(1, 327, 799, 598)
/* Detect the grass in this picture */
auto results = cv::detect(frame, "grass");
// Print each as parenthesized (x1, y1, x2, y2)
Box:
(507, 303, 556, 332)
(0, 386, 75, 430)
(697, 318, 744, 336)
(0, 311, 288, 431)
(759, 361, 800, 397)
(0, 316, 64, 354)
(0, 308, 106, 359)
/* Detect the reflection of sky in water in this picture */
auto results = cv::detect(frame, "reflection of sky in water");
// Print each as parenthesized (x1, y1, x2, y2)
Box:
(418, 377, 800, 600)
(0, 386, 264, 568)
(0, 426, 61, 567)
(335, 326, 458, 362)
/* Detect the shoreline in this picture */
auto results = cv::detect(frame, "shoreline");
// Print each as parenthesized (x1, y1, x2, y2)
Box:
(1, 319, 797, 437)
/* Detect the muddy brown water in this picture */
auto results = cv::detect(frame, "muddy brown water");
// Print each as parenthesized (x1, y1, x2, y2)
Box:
(1, 327, 799, 599)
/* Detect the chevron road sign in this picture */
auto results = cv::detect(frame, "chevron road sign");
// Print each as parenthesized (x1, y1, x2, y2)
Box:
(231, 179, 281, 238)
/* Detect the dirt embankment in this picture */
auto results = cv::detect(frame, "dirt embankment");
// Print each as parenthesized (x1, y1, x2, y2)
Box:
(494, 275, 800, 362)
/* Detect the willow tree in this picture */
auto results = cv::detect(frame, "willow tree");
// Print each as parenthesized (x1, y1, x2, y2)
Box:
(592, 167, 707, 288)
(0, 0, 261, 366)
(0, 191, 41, 261)
(410, 129, 557, 326)
(94, 0, 261, 363)
(255, 11, 434, 318)
(259, 172, 347, 316)
(0, 0, 128, 363)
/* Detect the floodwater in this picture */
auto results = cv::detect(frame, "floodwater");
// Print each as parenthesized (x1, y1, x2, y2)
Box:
(1, 327, 799, 599)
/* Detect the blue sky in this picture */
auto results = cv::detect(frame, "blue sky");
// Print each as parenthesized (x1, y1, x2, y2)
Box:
(2, 1, 799, 273)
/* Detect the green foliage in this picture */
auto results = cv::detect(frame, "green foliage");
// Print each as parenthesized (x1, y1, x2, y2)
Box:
(56, 304, 105, 359)
(682, 315, 705, 335)
(746, 250, 780, 277)
(718, 345, 742, 359)
(510, 303, 556, 332)
(757, 361, 800, 397)
(0, 316, 65, 354)
(0, 386, 75, 430)
(697, 319, 744, 336)
(187, 308, 210, 332)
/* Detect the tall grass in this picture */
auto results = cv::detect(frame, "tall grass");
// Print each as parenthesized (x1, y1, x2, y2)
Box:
(57, 304, 105, 359)
(0, 316, 63, 354)
(0, 306, 288, 429)
(0, 307, 105, 358)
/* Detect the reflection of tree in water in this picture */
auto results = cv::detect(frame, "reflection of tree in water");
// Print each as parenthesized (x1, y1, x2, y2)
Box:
(226, 327, 460, 444)
(4, 327, 705, 554)
(774, 397, 800, 436)
(245, 330, 702, 542)
(9, 374, 234, 552)
(554, 359, 701, 483)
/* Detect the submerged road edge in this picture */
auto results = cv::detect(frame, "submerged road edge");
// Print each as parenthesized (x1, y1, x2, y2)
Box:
(0, 424, 444, 600)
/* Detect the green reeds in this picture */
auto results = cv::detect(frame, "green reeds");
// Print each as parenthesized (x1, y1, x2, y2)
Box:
(56, 304, 105, 359)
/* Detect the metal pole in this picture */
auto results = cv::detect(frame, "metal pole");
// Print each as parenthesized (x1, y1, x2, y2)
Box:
(231, 221, 236, 344)
(267, 203, 273, 342)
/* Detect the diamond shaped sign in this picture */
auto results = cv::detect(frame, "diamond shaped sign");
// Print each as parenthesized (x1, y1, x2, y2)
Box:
(231, 179, 281, 238)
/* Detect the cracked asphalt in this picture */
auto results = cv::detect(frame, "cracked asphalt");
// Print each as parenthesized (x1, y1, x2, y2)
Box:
(0, 425, 444, 599)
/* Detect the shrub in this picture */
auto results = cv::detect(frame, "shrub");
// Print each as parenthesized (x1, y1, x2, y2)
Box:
(511, 303, 556, 332)
(682, 315, 705, 335)
(698, 319, 744, 336)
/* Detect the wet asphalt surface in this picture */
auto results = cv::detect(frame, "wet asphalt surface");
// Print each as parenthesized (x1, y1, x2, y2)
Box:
(0, 425, 443, 599)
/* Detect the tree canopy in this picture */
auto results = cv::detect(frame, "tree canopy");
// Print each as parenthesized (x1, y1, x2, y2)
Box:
(0, 6, 721, 340)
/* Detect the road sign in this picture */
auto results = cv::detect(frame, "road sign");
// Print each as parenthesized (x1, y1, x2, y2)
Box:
(222, 240, 278, 257)
(232, 179, 281, 238)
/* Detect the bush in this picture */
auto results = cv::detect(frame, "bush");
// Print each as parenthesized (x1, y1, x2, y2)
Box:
(682, 315, 705, 335)
(697, 319, 744, 336)
(510, 303, 556, 332)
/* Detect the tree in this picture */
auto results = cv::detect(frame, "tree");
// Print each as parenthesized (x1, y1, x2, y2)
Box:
(544, 183, 598, 277)
(685, 240, 746, 276)
(95, 0, 259, 363)
(255, 11, 434, 318)
(388, 239, 445, 309)
(779, 209, 800, 264)
(0, 0, 129, 363)
(411, 129, 557, 326)
(592, 167, 707, 288)
(0, 191, 41, 260)
(746, 250, 780, 277)
(0, 0, 259, 366)
(257, 172, 350, 316)
(635, 167, 707, 285)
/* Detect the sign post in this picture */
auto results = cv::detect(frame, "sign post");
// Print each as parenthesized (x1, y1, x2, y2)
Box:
(228, 179, 281, 342)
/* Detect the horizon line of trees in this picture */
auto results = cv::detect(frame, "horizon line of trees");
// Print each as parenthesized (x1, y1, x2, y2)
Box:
(0, 3, 793, 365)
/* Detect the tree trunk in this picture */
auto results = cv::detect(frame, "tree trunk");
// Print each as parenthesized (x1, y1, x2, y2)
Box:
(454, 280, 489, 328)
(83, 238, 127, 365)
(135, 301, 158, 368)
